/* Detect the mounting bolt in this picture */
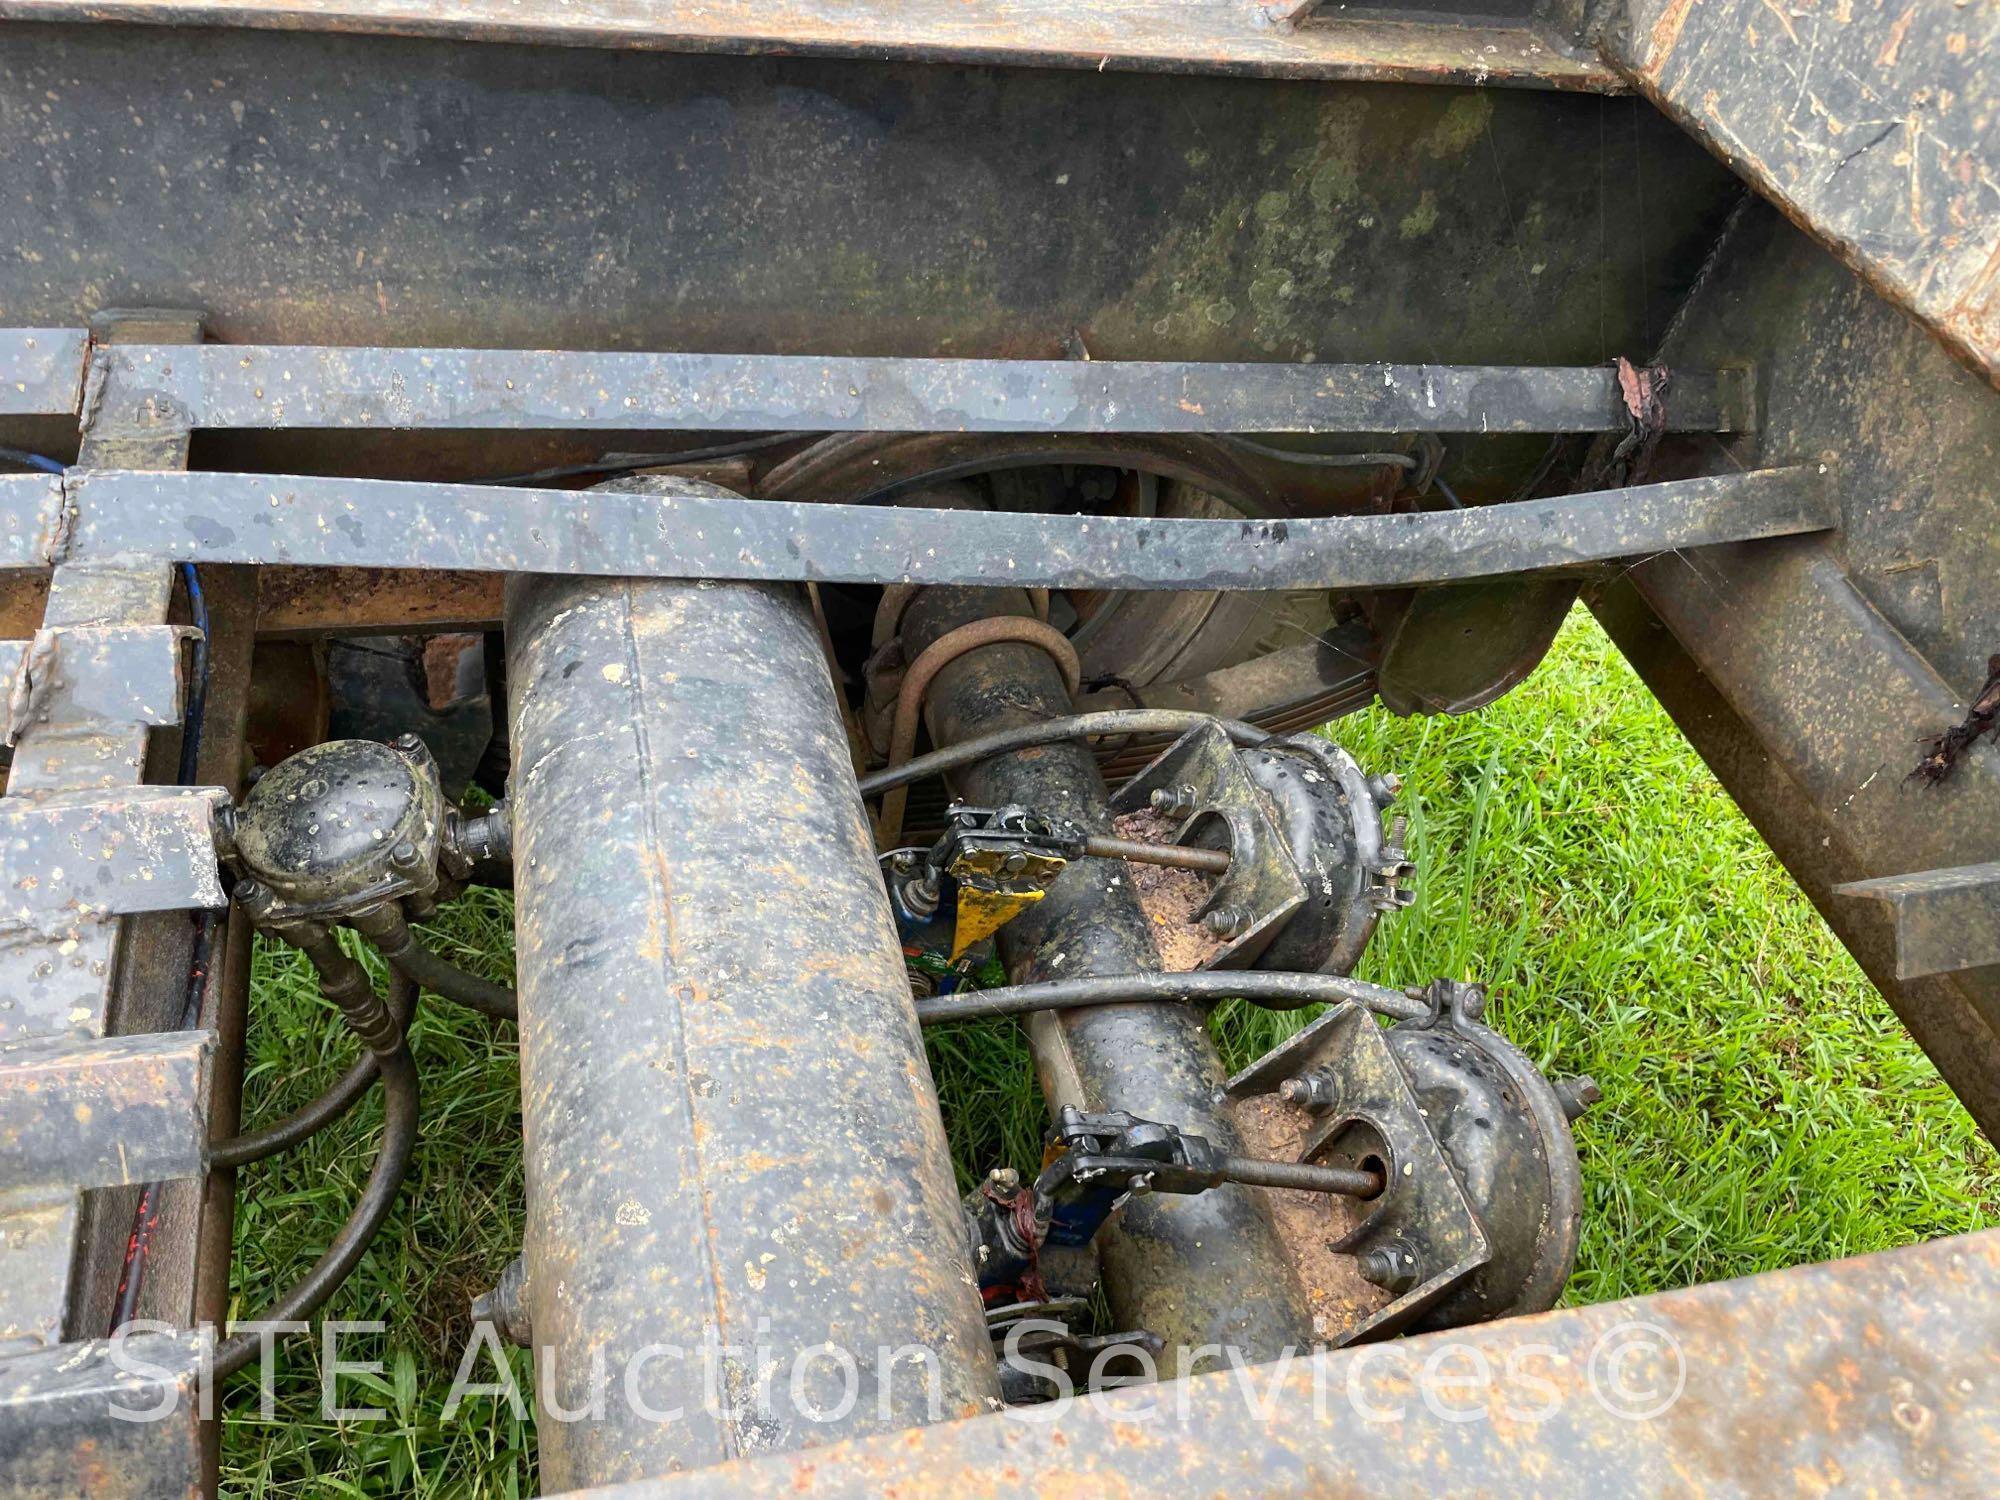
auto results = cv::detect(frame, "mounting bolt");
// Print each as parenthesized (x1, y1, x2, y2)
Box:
(1149, 784, 1200, 818)
(1367, 771, 1403, 807)
(1355, 1240, 1419, 1295)
(1554, 1075, 1603, 1121)
(1275, 1067, 1340, 1113)
(1202, 904, 1251, 939)
(233, 878, 274, 918)
(390, 839, 424, 873)
(986, 1166, 1021, 1196)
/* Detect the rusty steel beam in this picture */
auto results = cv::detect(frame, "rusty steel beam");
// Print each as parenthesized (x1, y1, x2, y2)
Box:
(77, 344, 1753, 435)
(1598, 0, 2000, 384)
(58, 465, 1833, 592)
(256, 566, 502, 636)
(9, 568, 505, 640)
(0, 1, 1619, 90)
(596, 1228, 2000, 1498)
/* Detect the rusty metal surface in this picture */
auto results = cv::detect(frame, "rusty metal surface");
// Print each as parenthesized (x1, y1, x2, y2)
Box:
(59, 465, 1833, 591)
(0, 309, 200, 1363)
(0, 1330, 207, 1499)
(84, 343, 1750, 434)
(1600, 0, 2000, 384)
(0, 625, 194, 745)
(1624, 537, 2000, 1136)
(0, 0, 1619, 89)
(597, 1228, 2000, 1498)
(0, 1029, 213, 1196)
(254, 567, 502, 637)
(0, 29, 1738, 367)
(0, 328, 87, 417)
(0, 787, 229, 932)
(1602, 201, 2000, 1135)
(506, 574, 996, 1486)
(1836, 863, 2000, 982)
(0, 575, 49, 641)
(0, 475, 61, 570)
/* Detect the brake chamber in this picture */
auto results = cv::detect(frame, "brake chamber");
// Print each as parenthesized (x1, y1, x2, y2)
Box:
(213, 575, 1590, 1469)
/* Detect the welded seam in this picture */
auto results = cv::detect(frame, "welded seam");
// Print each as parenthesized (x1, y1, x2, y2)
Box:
(617, 576, 739, 1463)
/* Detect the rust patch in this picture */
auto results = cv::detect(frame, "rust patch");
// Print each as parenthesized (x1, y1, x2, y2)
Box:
(1644, 0, 1703, 75)
(1111, 807, 1224, 972)
(1876, 4, 1917, 69)
(419, 631, 481, 710)
(1229, 1092, 1387, 1341)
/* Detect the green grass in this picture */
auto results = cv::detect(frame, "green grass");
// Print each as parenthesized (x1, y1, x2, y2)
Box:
(220, 608, 1998, 1495)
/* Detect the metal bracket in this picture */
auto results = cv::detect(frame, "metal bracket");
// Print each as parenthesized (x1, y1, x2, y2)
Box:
(1835, 862, 2000, 980)
(1226, 1001, 1491, 1343)
(1109, 720, 1306, 965)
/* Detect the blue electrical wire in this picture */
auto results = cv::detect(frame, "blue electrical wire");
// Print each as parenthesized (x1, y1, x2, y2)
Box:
(174, 562, 209, 785)
(0, 444, 66, 475)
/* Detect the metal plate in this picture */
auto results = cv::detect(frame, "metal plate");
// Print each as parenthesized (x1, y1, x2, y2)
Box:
(1107, 720, 1307, 967)
(0, 787, 228, 932)
(84, 344, 1751, 434)
(1227, 1001, 1490, 1342)
(0, 626, 193, 744)
(60, 465, 1833, 591)
(0, 328, 87, 416)
(0, 1, 1619, 89)
(0, 1029, 214, 1198)
(0, 475, 62, 569)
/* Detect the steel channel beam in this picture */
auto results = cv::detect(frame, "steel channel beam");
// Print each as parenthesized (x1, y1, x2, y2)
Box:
(0, 2, 1619, 90)
(58, 465, 1832, 592)
(505, 575, 997, 1487)
(1598, 0, 2000, 385)
(1613, 539, 2000, 1138)
(599, 1227, 2000, 1497)
(0, 1030, 214, 1197)
(0, 328, 88, 417)
(81, 344, 1749, 434)
(900, 545, 1314, 1369)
